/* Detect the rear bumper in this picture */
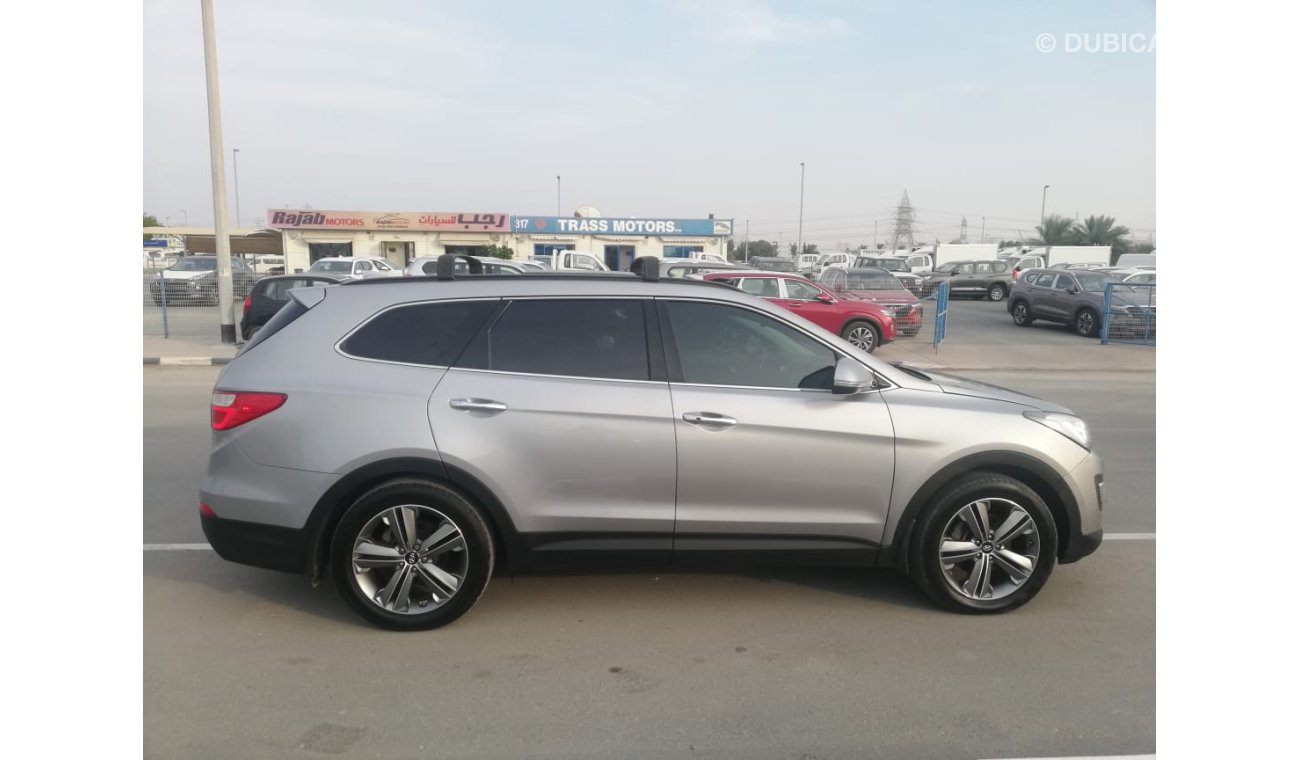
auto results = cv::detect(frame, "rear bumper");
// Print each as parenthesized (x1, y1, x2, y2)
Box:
(201, 513, 310, 574)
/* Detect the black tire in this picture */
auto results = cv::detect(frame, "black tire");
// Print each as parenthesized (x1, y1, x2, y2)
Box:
(988, 283, 1007, 302)
(1074, 307, 1099, 338)
(907, 472, 1058, 614)
(1010, 300, 1033, 326)
(329, 479, 495, 631)
(840, 319, 880, 353)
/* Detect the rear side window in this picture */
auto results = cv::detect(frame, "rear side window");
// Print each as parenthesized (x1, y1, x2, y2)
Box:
(341, 300, 497, 366)
(459, 299, 649, 380)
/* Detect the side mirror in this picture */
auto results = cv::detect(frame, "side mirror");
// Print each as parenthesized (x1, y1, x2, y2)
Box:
(816, 294, 834, 304)
(1067, 287, 1079, 294)
(832, 358, 876, 395)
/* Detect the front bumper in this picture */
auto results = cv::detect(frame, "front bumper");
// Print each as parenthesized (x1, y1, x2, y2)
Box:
(1060, 452, 1105, 563)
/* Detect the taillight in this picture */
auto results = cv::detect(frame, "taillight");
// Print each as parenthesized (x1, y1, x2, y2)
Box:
(243, 295, 251, 313)
(200, 502, 216, 517)
(211, 390, 287, 430)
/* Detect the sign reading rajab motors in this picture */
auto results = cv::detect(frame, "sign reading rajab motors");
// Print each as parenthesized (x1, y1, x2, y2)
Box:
(267, 209, 509, 232)
(513, 216, 733, 236)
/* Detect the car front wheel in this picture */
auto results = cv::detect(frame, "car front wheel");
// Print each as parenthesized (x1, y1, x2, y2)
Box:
(908, 472, 1058, 614)
(841, 320, 880, 353)
(330, 479, 495, 630)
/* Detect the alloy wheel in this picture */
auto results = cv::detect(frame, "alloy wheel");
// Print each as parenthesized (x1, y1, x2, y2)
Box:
(1077, 311, 1096, 337)
(846, 324, 876, 351)
(938, 497, 1040, 602)
(351, 505, 467, 615)
(1013, 303, 1028, 324)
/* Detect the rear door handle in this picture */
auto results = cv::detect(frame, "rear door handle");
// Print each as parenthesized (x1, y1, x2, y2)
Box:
(682, 411, 738, 427)
(449, 398, 508, 413)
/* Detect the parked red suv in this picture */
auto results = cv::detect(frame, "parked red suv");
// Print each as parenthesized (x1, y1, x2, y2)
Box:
(816, 266, 924, 337)
(703, 271, 897, 352)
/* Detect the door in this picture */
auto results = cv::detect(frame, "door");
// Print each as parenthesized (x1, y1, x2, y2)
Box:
(778, 278, 841, 332)
(1032, 273, 1070, 320)
(658, 299, 896, 552)
(948, 262, 977, 292)
(428, 298, 676, 554)
(972, 261, 998, 291)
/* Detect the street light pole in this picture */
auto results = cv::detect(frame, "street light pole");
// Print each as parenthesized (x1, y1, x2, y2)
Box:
(873, 220, 878, 250)
(201, 0, 236, 344)
(797, 162, 805, 258)
(1040, 184, 1050, 228)
(182, 209, 188, 226)
(233, 148, 242, 227)
(556, 175, 561, 216)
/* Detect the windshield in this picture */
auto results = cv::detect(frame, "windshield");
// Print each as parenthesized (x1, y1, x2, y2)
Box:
(171, 258, 217, 272)
(867, 258, 905, 272)
(846, 270, 904, 290)
(309, 260, 353, 273)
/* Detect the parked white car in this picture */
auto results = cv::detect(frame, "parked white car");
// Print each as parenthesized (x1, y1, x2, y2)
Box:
(404, 255, 534, 277)
(307, 257, 401, 280)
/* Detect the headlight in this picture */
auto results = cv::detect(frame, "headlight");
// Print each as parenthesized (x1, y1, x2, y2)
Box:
(1024, 411, 1090, 450)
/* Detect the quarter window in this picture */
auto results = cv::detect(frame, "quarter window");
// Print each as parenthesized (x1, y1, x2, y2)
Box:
(738, 278, 780, 298)
(461, 300, 649, 381)
(341, 300, 497, 366)
(663, 301, 837, 390)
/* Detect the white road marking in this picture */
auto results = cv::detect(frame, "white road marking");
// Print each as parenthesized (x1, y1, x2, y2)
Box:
(144, 543, 213, 551)
(983, 756, 1154, 760)
(1107, 533, 1156, 540)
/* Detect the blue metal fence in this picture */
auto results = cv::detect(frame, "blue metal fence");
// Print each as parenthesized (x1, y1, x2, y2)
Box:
(1100, 282, 1156, 346)
(933, 280, 950, 350)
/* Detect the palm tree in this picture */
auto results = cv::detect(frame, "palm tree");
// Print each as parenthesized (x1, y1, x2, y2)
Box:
(1031, 214, 1079, 246)
(1072, 215, 1132, 260)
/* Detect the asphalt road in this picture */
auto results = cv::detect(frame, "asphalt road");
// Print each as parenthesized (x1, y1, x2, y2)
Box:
(144, 364, 1153, 759)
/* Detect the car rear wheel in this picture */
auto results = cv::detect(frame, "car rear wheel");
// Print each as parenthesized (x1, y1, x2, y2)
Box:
(1011, 301, 1033, 326)
(988, 283, 1007, 302)
(908, 472, 1058, 614)
(841, 320, 880, 353)
(330, 479, 495, 630)
(1075, 308, 1099, 338)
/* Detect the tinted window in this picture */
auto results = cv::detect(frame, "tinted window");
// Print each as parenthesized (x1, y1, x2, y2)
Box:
(341, 300, 496, 366)
(739, 278, 780, 297)
(975, 262, 994, 274)
(845, 269, 902, 290)
(953, 263, 975, 274)
(991, 261, 1008, 273)
(784, 280, 823, 300)
(470, 300, 649, 380)
(664, 301, 837, 390)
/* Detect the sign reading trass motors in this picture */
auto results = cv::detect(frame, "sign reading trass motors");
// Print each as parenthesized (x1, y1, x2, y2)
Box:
(514, 216, 733, 236)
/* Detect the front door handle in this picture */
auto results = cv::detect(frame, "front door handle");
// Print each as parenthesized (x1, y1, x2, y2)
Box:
(682, 411, 738, 428)
(449, 398, 508, 413)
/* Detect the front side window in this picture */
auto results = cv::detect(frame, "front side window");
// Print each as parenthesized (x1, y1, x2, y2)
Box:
(663, 301, 837, 390)
(356, 260, 373, 272)
(373, 260, 394, 271)
(462, 299, 649, 380)
(784, 280, 823, 300)
(569, 254, 602, 271)
(341, 300, 497, 366)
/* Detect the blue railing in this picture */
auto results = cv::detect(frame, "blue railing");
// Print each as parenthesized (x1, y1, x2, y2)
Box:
(1100, 282, 1155, 346)
(933, 280, 950, 350)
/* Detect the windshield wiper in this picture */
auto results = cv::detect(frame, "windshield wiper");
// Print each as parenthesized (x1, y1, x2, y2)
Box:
(890, 362, 933, 381)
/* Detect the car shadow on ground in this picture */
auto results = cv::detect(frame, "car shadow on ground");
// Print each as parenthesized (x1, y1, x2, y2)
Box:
(146, 552, 938, 629)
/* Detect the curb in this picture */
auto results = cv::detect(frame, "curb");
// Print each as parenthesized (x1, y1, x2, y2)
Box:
(144, 357, 233, 366)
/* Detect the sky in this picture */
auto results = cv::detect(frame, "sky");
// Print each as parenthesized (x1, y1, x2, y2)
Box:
(143, 0, 1156, 247)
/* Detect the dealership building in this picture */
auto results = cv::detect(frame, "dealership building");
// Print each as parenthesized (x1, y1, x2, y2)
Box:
(265, 208, 734, 272)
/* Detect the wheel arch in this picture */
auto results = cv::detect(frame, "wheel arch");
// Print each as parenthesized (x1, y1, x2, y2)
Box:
(886, 451, 1081, 571)
(303, 456, 522, 582)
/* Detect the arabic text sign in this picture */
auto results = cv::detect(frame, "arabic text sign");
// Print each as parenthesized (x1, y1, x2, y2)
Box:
(267, 209, 509, 232)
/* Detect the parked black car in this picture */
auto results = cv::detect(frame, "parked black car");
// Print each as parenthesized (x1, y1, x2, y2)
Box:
(918, 259, 1013, 301)
(1007, 268, 1155, 338)
(240, 274, 342, 340)
(149, 255, 259, 306)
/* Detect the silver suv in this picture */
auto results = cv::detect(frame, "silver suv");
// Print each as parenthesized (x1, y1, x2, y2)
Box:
(202, 255, 1104, 630)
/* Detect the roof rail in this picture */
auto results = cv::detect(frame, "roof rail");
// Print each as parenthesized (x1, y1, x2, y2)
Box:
(435, 253, 483, 280)
(629, 256, 659, 281)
